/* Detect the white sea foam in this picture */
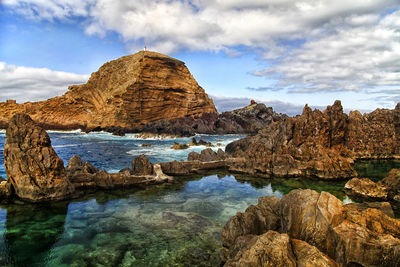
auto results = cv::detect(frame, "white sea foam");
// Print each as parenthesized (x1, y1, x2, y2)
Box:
(47, 129, 83, 133)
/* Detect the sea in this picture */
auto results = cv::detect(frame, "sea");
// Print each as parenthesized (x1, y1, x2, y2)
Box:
(0, 130, 399, 266)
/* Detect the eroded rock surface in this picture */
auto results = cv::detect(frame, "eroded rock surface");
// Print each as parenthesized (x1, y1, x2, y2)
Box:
(225, 101, 399, 179)
(4, 113, 75, 202)
(0, 51, 216, 132)
(221, 189, 400, 266)
(345, 169, 400, 202)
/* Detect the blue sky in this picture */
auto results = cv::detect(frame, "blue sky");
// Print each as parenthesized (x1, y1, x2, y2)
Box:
(1, 1, 399, 115)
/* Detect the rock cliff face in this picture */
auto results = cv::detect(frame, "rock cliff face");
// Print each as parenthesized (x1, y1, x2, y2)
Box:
(0, 51, 216, 131)
(4, 113, 75, 202)
(221, 189, 400, 266)
(226, 101, 399, 179)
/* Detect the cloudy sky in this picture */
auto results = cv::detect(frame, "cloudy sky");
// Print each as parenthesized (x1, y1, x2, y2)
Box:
(0, 0, 399, 115)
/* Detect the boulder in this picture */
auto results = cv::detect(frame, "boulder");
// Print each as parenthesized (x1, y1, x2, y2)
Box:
(223, 231, 338, 267)
(3, 113, 75, 202)
(221, 189, 400, 266)
(345, 169, 400, 202)
(344, 177, 388, 200)
(132, 155, 153, 175)
(171, 142, 189, 150)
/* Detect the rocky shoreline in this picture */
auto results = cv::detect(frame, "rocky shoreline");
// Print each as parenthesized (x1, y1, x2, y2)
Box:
(0, 100, 399, 266)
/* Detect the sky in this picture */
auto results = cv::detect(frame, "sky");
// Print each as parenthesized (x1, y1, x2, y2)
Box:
(0, 0, 399, 115)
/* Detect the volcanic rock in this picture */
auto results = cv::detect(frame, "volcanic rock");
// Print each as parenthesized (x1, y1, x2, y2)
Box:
(139, 102, 287, 136)
(222, 231, 338, 267)
(221, 189, 400, 266)
(0, 51, 217, 131)
(132, 154, 153, 175)
(345, 169, 400, 202)
(170, 142, 189, 150)
(226, 100, 400, 179)
(3, 113, 75, 202)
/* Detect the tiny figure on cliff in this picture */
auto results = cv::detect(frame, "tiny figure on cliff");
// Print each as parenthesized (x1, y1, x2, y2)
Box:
(250, 99, 257, 105)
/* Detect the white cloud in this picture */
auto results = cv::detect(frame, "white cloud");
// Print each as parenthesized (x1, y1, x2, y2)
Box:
(2, 0, 400, 107)
(0, 62, 89, 103)
(255, 10, 400, 99)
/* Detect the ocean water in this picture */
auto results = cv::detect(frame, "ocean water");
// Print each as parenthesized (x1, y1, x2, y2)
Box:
(0, 131, 399, 266)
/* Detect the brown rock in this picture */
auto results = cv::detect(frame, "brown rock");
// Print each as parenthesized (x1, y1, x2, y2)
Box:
(344, 177, 388, 200)
(222, 189, 400, 266)
(0, 51, 217, 131)
(170, 142, 189, 150)
(345, 169, 400, 203)
(223, 231, 338, 267)
(226, 100, 399, 180)
(4, 113, 75, 202)
(221, 196, 281, 248)
(132, 154, 153, 175)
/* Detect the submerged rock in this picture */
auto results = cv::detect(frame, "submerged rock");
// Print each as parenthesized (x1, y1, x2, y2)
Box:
(221, 189, 400, 266)
(4, 113, 75, 202)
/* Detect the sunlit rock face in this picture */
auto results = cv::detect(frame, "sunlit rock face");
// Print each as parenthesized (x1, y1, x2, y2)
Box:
(225, 101, 400, 179)
(0, 51, 217, 131)
(4, 113, 75, 202)
(221, 189, 400, 267)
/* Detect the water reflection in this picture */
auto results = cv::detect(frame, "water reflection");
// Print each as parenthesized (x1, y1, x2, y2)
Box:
(1, 202, 69, 266)
(0, 161, 397, 266)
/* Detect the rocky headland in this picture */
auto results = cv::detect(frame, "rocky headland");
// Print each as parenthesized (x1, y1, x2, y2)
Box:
(221, 189, 400, 266)
(0, 51, 285, 136)
(0, 113, 173, 202)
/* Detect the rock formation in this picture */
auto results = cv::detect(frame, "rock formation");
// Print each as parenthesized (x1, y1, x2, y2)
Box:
(345, 169, 400, 202)
(225, 100, 399, 179)
(1, 113, 172, 202)
(140, 102, 287, 136)
(221, 189, 400, 266)
(0, 51, 217, 132)
(3, 113, 75, 202)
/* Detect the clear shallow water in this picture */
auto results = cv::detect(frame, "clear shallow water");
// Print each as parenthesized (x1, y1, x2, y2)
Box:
(0, 131, 399, 266)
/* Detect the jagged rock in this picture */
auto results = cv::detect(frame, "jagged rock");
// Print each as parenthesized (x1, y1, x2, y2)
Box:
(3, 113, 75, 202)
(221, 189, 400, 266)
(221, 196, 281, 248)
(171, 142, 189, 150)
(345, 169, 400, 202)
(216, 103, 287, 134)
(188, 148, 226, 162)
(189, 138, 213, 147)
(137, 102, 287, 136)
(345, 177, 388, 200)
(0, 51, 217, 131)
(226, 100, 400, 180)
(132, 155, 153, 175)
(0, 178, 12, 200)
(223, 231, 338, 267)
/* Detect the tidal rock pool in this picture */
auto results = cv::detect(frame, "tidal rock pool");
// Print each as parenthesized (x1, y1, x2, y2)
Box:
(0, 131, 398, 266)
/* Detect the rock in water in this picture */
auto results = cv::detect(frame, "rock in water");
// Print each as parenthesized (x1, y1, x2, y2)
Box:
(132, 154, 153, 175)
(221, 189, 400, 266)
(4, 113, 75, 202)
(226, 100, 400, 179)
(0, 51, 217, 131)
